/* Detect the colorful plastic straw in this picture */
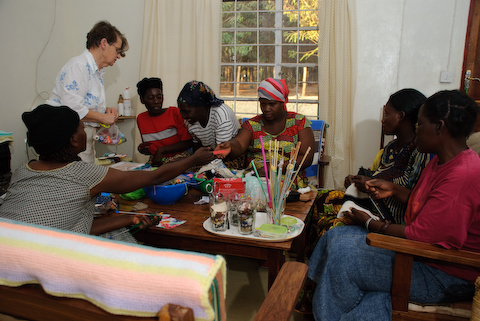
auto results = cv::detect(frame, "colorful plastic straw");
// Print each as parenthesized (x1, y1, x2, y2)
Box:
(250, 160, 268, 202)
(260, 136, 272, 207)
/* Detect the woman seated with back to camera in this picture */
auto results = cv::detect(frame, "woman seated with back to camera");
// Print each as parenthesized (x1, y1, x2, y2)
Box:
(308, 90, 480, 320)
(344, 88, 431, 224)
(136, 77, 193, 167)
(215, 78, 315, 189)
(0, 105, 212, 243)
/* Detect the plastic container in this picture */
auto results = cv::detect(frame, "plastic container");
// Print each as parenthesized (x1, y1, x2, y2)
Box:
(193, 174, 213, 194)
(143, 183, 187, 205)
(117, 94, 124, 116)
(123, 87, 131, 116)
(258, 223, 287, 239)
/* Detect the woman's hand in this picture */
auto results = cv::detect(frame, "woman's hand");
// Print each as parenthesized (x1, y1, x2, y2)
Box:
(344, 175, 354, 188)
(151, 149, 165, 167)
(364, 179, 395, 199)
(214, 142, 231, 159)
(138, 142, 151, 155)
(352, 175, 372, 193)
(192, 147, 215, 164)
(130, 213, 160, 229)
(344, 207, 372, 227)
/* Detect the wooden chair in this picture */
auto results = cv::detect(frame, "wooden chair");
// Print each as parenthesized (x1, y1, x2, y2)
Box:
(0, 261, 308, 321)
(366, 233, 480, 321)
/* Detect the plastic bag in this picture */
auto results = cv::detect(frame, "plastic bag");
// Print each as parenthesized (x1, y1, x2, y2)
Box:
(94, 124, 126, 145)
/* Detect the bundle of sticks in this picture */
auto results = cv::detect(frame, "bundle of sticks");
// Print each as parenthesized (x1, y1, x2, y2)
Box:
(251, 136, 311, 224)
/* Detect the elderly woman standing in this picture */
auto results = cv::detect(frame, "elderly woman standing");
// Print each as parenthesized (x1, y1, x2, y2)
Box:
(216, 78, 315, 188)
(308, 90, 480, 320)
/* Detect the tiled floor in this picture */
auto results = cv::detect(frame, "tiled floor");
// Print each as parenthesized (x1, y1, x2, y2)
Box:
(225, 255, 314, 321)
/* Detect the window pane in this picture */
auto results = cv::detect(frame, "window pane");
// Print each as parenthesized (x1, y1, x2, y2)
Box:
(282, 45, 298, 63)
(220, 82, 234, 97)
(259, 30, 275, 44)
(299, 30, 318, 44)
(259, 45, 275, 63)
(297, 103, 319, 117)
(222, 31, 235, 45)
(283, 0, 298, 10)
(221, 65, 235, 82)
(222, 12, 235, 28)
(238, 83, 258, 98)
(222, 1, 235, 12)
(259, 12, 275, 28)
(283, 30, 298, 44)
(238, 66, 258, 83)
(299, 66, 318, 83)
(283, 11, 298, 28)
(259, 66, 275, 81)
(299, 45, 318, 63)
(300, 0, 317, 10)
(237, 31, 257, 44)
(237, 46, 258, 63)
(237, 12, 257, 28)
(280, 67, 298, 91)
(221, 46, 235, 63)
(237, 1, 258, 11)
(300, 10, 318, 27)
(259, 0, 275, 11)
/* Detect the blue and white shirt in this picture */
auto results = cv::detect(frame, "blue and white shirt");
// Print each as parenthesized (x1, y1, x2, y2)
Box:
(46, 50, 106, 127)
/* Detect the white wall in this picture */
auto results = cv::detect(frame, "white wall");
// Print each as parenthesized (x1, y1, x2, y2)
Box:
(0, 0, 472, 179)
(352, 0, 470, 171)
(0, 0, 145, 171)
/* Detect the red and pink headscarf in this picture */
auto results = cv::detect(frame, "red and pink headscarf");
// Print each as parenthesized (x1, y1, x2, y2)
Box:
(257, 78, 289, 110)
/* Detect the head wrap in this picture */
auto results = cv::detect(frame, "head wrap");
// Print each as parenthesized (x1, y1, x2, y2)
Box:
(258, 78, 289, 110)
(177, 81, 224, 108)
(22, 104, 80, 155)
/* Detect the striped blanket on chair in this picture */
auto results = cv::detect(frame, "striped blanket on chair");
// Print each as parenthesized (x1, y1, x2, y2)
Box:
(0, 218, 226, 321)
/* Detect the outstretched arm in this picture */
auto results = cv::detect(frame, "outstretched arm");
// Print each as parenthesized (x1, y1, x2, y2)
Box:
(215, 128, 252, 158)
(90, 147, 214, 197)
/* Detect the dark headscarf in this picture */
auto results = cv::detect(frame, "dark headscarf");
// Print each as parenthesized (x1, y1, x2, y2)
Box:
(177, 81, 224, 108)
(22, 105, 80, 155)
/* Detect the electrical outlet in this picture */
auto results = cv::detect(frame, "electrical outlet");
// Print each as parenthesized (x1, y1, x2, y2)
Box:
(440, 71, 454, 83)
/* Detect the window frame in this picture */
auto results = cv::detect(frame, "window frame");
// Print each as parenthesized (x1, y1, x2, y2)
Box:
(220, 0, 320, 119)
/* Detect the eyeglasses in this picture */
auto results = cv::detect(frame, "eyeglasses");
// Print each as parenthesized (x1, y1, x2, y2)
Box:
(110, 43, 122, 55)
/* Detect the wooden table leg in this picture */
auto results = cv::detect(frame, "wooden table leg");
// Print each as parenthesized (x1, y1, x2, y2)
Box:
(267, 250, 286, 289)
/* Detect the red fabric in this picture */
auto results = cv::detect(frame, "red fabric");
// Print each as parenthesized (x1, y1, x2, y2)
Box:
(405, 149, 480, 282)
(136, 107, 191, 157)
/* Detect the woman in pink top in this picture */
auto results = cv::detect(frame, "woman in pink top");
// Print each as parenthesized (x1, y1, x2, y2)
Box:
(308, 90, 480, 320)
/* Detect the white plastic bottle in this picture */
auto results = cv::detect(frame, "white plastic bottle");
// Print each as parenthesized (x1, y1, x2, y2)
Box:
(117, 94, 124, 116)
(123, 87, 131, 116)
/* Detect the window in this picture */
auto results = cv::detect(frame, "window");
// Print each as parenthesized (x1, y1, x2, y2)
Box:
(220, 0, 319, 119)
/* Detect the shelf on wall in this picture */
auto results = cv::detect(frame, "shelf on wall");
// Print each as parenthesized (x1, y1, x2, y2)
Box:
(117, 116, 136, 122)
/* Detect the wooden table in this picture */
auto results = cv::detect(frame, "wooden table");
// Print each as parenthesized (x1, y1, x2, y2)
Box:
(115, 189, 316, 289)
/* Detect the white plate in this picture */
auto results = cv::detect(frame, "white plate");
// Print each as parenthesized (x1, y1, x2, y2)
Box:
(202, 212, 304, 242)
